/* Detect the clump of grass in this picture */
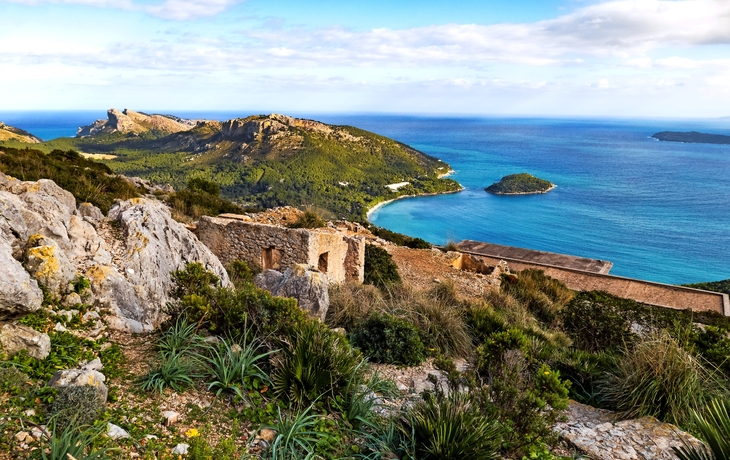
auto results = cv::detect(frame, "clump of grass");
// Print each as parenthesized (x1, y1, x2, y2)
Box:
(40, 422, 117, 460)
(599, 331, 729, 427)
(501, 269, 574, 326)
(262, 404, 325, 460)
(201, 333, 274, 400)
(326, 282, 386, 331)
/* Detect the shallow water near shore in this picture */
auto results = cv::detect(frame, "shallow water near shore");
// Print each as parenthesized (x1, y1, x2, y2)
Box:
(2, 111, 728, 284)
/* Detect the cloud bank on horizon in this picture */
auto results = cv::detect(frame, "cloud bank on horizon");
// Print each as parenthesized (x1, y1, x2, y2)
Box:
(1, 0, 729, 117)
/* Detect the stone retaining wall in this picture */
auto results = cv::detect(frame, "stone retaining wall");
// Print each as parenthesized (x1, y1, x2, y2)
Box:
(196, 216, 365, 284)
(457, 253, 729, 315)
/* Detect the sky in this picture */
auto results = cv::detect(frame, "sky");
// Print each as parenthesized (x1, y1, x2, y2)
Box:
(1, 0, 730, 117)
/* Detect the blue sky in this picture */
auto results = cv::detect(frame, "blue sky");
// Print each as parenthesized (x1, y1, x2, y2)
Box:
(1, 0, 730, 117)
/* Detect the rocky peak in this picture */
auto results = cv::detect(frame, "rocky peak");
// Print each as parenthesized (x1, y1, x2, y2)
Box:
(76, 108, 197, 138)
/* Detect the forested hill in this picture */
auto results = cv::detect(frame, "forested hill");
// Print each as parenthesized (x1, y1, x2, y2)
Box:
(652, 131, 730, 145)
(3, 111, 460, 220)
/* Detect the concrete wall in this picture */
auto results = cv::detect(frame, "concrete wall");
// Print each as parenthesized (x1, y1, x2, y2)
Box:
(196, 216, 365, 284)
(458, 252, 730, 316)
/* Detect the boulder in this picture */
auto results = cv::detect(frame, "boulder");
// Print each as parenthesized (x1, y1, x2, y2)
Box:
(0, 323, 51, 359)
(48, 367, 108, 408)
(106, 199, 230, 328)
(23, 234, 76, 296)
(255, 264, 329, 321)
(0, 239, 43, 318)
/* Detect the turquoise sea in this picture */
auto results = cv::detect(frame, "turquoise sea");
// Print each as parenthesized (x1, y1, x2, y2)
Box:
(2, 111, 729, 285)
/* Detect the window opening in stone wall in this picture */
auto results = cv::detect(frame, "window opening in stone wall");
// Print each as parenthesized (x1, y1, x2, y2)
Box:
(262, 247, 282, 270)
(318, 252, 329, 273)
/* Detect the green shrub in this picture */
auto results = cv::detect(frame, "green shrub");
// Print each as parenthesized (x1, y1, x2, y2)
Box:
(364, 244, 401, 288)
(188, 177, 221, 196)
(368, 226, 431, 249)
(0, 367, 32, 394)
(691, 325, 730, 377)
(674, 398, 730, 460)
(48, 385, 105, 430)
(464, 303, 507, 344)
(227, 259, 259, 287)
(561, 291, 635, 352)
(599, 332, 728, 428)
(0, 147, 141, 214)
(8, 332, 96, 380)
(351, 313, 425, 366)
(477, 328, 530, 372)
(167, 188, 245, 221)
(169, 262, 221, 301)
(399, 392, 502, 460)
(501, 269, 574, 326)
(287, 209, 326, 229)
(271, 320, 362, 406)
(552, 348, 615, 407)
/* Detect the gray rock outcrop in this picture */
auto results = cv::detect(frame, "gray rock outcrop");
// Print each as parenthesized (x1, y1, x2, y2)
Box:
(48, 366, 108, 404)
(255, 264, 329, 321)
(0, 323, 51, 359)
(0, 172, 230, 331)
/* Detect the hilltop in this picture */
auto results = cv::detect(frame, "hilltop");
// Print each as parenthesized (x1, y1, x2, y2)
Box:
(0, 122, 42, 143)
(7, 110, 460, 220)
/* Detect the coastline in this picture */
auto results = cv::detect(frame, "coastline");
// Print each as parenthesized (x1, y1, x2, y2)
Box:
(488, 184, 556, 196)
(366, 185, 464, 221)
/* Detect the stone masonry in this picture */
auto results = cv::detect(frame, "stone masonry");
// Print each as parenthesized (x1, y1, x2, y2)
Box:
(196, 215, 365, 284)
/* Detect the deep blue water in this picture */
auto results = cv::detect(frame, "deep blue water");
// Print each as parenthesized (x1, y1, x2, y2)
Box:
(1, 111, 728, 284)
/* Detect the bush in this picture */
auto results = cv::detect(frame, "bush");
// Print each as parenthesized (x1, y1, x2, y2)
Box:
(561, 291, 635, 352)
(48, 385, 105, 430)
(501, 269, 574, 326)
(271, 320, 363, 406)
(326, 282, 386, 331)
(351, 313, 425, 366)
(227, 259, 259, 288)
(364, 244, 401, 288)
(188, 177, 220, 196)
(464, 303, 507, 344)
(287, 209, 326, 229)
(599, 332, 728, 428)
(691, 325, 730, 377)
(552, 348, 615, 407)
(368, 225, 431, 249)
(399, 392, 502, 460)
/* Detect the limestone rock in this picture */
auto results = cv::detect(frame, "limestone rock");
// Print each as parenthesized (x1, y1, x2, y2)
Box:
(67, 214, 112, 266)
(255, 264, 329, 321)
(106, 423, 129, 440)
(105, 198, 230, 328)
(7, 324, 43, 350)
(0, 323, 51, 359)
(24, 234, 76, 296)
(0, 239, 43, 318)
(48, 367, 108, 407)
(85, 264, 148, 333)
(77, 202, 104, 222)
(172, 443, 189, 455)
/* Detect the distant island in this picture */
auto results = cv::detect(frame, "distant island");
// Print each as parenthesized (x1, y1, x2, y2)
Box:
(485, 173, 555, 195)
(652, 131, 730, 145)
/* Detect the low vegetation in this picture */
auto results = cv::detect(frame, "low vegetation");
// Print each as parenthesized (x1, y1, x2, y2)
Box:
(0, 147, 141, 213)
(485, 173, 554, 195)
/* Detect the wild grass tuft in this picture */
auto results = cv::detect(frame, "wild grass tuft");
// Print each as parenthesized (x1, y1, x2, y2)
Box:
(599, 332, 729, 428)
(263, 404, 325, 460)
(40, 422, 117, 460)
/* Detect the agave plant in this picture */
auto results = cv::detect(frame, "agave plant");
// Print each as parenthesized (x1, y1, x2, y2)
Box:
(201, 335, 275, 400)
(674, 399, 730, 460)
(40, 422, 118, 460)
(262, 404, 326, 460)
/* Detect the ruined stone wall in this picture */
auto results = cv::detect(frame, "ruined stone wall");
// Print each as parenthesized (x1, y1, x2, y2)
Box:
(196, 216, 365, 284)
(461, 253, 729, 315)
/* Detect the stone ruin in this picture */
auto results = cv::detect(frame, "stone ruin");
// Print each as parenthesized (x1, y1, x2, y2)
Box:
(195, 214, 366, 284)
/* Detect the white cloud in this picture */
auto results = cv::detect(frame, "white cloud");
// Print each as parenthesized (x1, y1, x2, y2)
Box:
(2, 0, 243, 20)
(655, 57, 697, 68)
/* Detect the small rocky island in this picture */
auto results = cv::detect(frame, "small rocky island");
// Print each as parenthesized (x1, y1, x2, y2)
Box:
(485, 173, 555, 195)
(652, 131, 730, 144)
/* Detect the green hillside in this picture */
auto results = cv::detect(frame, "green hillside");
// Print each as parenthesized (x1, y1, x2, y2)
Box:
(3, 113, 460, 220)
